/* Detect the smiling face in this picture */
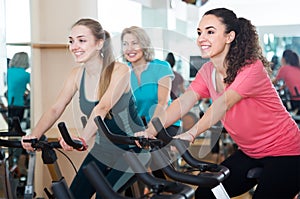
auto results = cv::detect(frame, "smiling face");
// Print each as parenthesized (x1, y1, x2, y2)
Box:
(196, 14, 234, 60)
(122, 33, 145, 65)
(68, 25, 103, 64)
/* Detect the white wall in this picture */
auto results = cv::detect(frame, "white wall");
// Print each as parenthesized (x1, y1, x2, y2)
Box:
(0, 0, 8, 130)
(198, 0, 300, 36)
(0, 0, 6, 96)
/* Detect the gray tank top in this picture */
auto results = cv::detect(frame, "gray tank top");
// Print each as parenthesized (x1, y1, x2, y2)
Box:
(79, 69, 98, 118)
(78, 69, 145, 164)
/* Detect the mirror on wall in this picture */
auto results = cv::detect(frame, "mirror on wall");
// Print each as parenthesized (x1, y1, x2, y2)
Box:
(0, 0, 7, 131)
(263, 35, 300, 59)
(5, 0, 31, 131)
(0, 1, 31, 198)
(262, 35, 300, 76)
(6, 46, 31, 130)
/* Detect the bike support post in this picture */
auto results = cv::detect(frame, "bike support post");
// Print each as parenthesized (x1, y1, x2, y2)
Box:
(24, 151, 36, 199)
(211, 183, 230, 199)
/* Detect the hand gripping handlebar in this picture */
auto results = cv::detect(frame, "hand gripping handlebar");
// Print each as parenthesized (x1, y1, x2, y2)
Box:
(0, 122, 84, 151)
(93, 115, 164, 149)
(86, 115, 195, 199)
(151, 117, 230, 188)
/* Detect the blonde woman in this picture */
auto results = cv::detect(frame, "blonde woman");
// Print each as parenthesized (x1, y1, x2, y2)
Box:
(22, 18, 145, 199)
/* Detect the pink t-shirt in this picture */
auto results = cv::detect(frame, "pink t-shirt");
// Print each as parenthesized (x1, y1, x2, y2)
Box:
(189, 60, 300, 158)
(276, 65, 300, 100)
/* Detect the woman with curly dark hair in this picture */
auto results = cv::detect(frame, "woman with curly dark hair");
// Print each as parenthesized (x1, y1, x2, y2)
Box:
(135, 8, 300, 198)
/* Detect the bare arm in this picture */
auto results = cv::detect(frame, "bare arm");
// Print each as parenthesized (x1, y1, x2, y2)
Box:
(80, 63, 131, 142)
(22, 67, 80, 150)
(145, 89, 200, 137)
(31, 68, 80, 138)
(179, 84, 186, 95)
(148, 76, 172, 125)
(179, 89, 242, 142)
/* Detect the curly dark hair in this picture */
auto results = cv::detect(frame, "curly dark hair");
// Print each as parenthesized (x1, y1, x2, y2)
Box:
(204, 8, 271, 84)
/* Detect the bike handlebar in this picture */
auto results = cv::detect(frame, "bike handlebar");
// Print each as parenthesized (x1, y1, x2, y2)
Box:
(123, 150, 195, 198)
(83, 151, 194, 199)
(151, 117, 230, 185)
(93, 115, 229, 188)
(83, 161, 133, 199)
(0, 136, 61, 151)
(0, 139, 24, 148)
(57, 122, 84, 150)
(93, 115, 164, 149)
(0, 122, 84, 151)
(151, 146, 224, 188)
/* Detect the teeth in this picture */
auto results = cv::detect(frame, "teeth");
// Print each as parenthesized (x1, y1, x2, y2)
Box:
(74, 52, 83, 56)
(201, 46, 209, 50)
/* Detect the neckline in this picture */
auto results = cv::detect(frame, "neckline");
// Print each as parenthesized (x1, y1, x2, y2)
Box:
(81, 68, 98, 103)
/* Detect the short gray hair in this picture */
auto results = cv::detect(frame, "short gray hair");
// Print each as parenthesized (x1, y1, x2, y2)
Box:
(9, 52, 29, 69)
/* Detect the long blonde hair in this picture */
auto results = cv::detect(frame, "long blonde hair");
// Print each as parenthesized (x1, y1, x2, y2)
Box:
(72, 18, 115, 118)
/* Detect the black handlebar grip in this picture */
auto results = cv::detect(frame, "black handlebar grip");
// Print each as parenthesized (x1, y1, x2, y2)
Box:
(57, 122, 83, 149)
(151, 117, 230, 178)
(151, 117, 173, 143)
(0, 132, 25, 137)
(94, 116, 136, 145)
(0, 139, 23, 148)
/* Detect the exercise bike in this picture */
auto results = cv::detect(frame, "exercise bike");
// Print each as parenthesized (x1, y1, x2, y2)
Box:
(91, 115, 195, 199)
(94, 115, 231, 199)
(0, 122, 85, 199)
(0, 117, 29, 199)
(150, 117, 230, 199)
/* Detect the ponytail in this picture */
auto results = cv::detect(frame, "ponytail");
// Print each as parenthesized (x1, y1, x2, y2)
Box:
(72, 19, 116, 118)
(224, 17, 271, 83)
(98, 30, 115, 118)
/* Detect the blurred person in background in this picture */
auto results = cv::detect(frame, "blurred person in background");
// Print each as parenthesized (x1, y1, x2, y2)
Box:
(7, 52, 30, 122)
(165, 52, 186, 100)
(275, 49, 300, 114)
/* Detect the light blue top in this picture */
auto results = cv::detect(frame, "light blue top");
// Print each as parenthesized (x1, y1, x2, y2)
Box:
(7, 67, 30, 106)
(129, 59, 181, 126)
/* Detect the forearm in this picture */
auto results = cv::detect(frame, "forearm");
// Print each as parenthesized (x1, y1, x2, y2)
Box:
(147, 101, 168, 132)
(188, 90, 238, 138)
(31, 107, 65, 139)
(148, 90, 198, 136)
(191, 99, 226, 138)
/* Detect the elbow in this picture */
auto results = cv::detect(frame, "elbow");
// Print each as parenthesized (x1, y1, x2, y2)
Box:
(223, 98, 235, 112)
(49, 105, 65, 118)
(157, 99, 169, 110)
(225, 103, 232, 112)
(223, 90, 241, 112)
(93, 104, 111, 118)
